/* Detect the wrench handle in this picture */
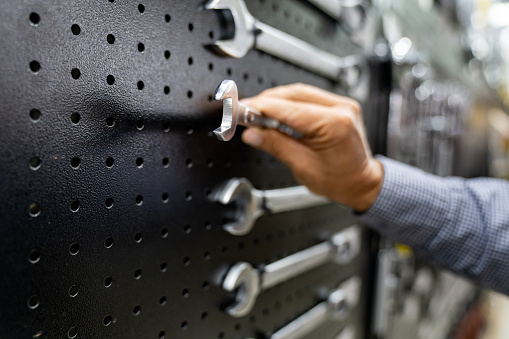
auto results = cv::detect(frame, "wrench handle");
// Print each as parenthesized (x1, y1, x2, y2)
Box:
(240, 103, 303, 139)
(263, 185, 329, 214)
(255, 22, 341, 81)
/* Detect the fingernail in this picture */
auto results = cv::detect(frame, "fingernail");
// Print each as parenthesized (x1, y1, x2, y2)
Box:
(243, 129, 263, 147)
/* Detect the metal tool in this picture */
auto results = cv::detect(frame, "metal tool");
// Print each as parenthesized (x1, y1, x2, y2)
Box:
(204, 0, 365, 83)
(222, 226, 361, 317)
(213, 80, 302, 141)
(212, 177, 330, 235)
(270, 276, 362, 339)
(307, 0, 368, 33)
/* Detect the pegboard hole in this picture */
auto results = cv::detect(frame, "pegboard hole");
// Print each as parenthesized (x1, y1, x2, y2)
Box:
(106, 117, 115, 127)
(30, 156, 41, 170)
(201, 312, 208, 320)
(71, 24, 81, 35)
(135, 232, 143, 243)
(185, 192, 192, 201)
(164, 86, 170, 95)
(104, 277, 113, 287)
(188, 57, 193, 65)
(164, 50, 171, 59)
(183, 257, 190, 266)
(134, 269, 142, 279)
(136, 157, 144, 167)
(71, 68, 81, 80)
(135, 195, 143, 205)
(208, 63, 213, 71)
(70, 157, 81, 169)
(160, 262, 167, 272)
(218, 332, 225, 338)
(209, 31, 214, 39)
(243, 73, 249, 81)
(69, 243, 80, 255)
(188, 23, 194, 31)
(186, 158, 193, 168)
(182, 289, 190, 298)
(226, 68, 232, 76)
(70, 200, 80, 212)
(29, 250, 40, 264)
(107, 75, 115, 85)
(133, 305, 141, 315)
(137, 81, 144, 90)
(206, 159, 213, 168)
(138, 42, 145, 53)
(70, 112, 80, 124)
(258, 76, 264, 85)
(103, 315, 112, 326)
(105, 197, 114, 209)
(181, 321, 188, 330)
(187, 90, 193, 99)
(184, 225, 191, 234)
(30, 61, 41, 73)
(161, 228, 168, 238)
(162, 158, 169, 167)
(68, 285, 79, 297)
(159, 296, 167, 305)
(29, 12, 40, 26)
(104, 237, 113, 248)
(28, 296, 40, 309)
(138, 4, 145, 13)
(235, 323, 241, 331)
(203, 252, 211, 261)
(202, 281, 210, 291)
(29, 203, 41, 217)
(186, 127, 193, 135)
(67, 326, 78, 338)
(107, 34, 115, 44)
(105, 157, 114, 168)
(30, 109, 41, 122)
(165, 14, 171, 22)
(204, 221, 212, 231)
(162, 122, 170, 132)
(161, 193, 169, 203)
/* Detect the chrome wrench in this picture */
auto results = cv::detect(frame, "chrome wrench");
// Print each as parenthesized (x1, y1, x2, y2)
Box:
(213, 80, 302, 141)
(205, 0, 366, 83)
(222, 226, 361, 317)
(270, 276, 362, 339)
(212, 177, 330, 236)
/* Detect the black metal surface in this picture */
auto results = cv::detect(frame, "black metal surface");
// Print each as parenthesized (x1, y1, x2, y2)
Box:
(0, 0, 372, 338)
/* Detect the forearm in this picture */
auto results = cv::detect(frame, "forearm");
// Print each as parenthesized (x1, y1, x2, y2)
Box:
(357, 156, 509, 295)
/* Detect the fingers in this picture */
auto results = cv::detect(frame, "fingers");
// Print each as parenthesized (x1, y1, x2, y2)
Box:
(242, 127, 309, 169)
(245, 96, 331, 135)
(256, 83, 360, 109)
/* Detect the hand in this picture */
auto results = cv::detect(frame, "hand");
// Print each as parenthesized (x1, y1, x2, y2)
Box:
(241, 83, 383, 212)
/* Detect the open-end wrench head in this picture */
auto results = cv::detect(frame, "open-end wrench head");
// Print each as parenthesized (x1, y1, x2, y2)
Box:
(205, 0, 256, 58)
(222, 262, 261, 317)
(213, 80, 239, 141)
(212, 177, 263, 236)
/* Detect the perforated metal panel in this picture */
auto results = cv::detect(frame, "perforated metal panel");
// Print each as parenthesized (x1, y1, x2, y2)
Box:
(0, 1, 374, 338)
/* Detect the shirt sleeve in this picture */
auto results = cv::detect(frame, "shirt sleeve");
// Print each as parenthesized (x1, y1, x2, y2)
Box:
(356, 156, 509, 295)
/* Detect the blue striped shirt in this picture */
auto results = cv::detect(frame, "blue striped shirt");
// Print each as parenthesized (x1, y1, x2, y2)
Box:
(357, 156, 509, 295)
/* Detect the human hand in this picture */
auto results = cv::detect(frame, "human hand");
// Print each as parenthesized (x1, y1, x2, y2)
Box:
(241, 83, 383, 212)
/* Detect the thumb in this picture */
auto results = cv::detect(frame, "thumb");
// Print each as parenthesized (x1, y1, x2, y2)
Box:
(241, 127, 308, 169)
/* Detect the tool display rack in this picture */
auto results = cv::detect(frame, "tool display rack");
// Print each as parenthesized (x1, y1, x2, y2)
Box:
(0, 0, 381, 338)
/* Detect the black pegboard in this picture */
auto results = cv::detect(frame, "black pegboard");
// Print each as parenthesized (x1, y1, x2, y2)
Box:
(0, 0, 373, 338)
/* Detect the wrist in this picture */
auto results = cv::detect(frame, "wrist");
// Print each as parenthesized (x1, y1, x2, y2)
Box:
(351, 159, 384, 212)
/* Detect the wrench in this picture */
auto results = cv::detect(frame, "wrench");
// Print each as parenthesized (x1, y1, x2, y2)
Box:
(307, 0, 368, 33)
(270, 276, 362, 339)
(213, 80, 303, 141)
(212, 177, 330, 236)
(222, 226, 361, 317)
(204, 0, 365, 83)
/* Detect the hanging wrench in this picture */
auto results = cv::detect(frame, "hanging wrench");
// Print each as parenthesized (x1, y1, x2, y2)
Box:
(307, 0, 368, 33)
(204, 0, 366, 83)
(270, 276, 362, 339)
(212, 177, 330, 236)
(222, 226, 361, 317)
(213, 80, 302, 141)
